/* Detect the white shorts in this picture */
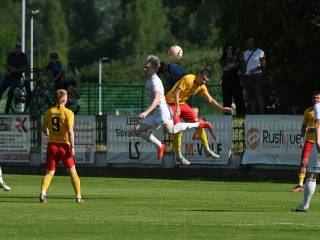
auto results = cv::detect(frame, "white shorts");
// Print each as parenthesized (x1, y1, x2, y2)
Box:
(140, 105, 173, 129)
(307, 144, 320, 173)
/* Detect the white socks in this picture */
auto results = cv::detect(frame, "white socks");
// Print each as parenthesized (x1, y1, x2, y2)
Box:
(302, 179, 317, 209)
(138, 132, 162, 148)
(0, 166, 3, 184)
(169, 122, 199, 134)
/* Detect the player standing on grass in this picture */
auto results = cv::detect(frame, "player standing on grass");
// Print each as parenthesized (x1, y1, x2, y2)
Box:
(165, 70, 232, 165)
(293, 91, 320, 212)
(292, 104, 315, 192)
(39, 89, 83, 203)
(136, 55, 212, 161)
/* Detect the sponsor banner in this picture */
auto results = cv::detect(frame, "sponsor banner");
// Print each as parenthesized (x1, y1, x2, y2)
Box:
(107, 116, 163, 164)
(0, 115, 30, 162)
(181, 115, 233, 164)
(42, 116, 96, 164)
(243, 115, 305, 165)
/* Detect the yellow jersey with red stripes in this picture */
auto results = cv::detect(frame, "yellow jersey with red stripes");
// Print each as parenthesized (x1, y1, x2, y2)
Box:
(41, 105, 74, 144)
(303, 106, 315, 142)
(166, 74, 209, 104)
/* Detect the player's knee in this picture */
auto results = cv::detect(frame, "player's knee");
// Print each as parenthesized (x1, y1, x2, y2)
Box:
(67, 166, 76, 173)
(46, 170, 55, 176)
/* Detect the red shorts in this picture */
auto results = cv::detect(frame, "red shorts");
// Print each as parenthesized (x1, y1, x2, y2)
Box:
(301, 140, 314, 160)
(168, 103, 198, 124)
(45, 143, 75, 171)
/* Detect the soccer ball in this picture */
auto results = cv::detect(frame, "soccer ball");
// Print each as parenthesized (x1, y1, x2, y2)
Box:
(168, 45, 183, 60)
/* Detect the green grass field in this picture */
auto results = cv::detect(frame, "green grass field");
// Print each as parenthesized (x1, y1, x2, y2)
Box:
(0, 174, 319, 240)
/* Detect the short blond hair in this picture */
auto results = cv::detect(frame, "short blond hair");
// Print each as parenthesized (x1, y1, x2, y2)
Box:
(146, 55, 160, 71)
(56, 89, 67, 103)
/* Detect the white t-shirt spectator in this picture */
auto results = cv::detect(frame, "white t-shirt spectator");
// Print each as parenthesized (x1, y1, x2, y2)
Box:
(243, 48, 265, 75)
(314, 103, 320, 121)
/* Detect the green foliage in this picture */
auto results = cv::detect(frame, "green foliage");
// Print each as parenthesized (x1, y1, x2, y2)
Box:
(81, 48, 223, 85)
(216, 0, 320, 113)
(0, 0, 20, 78)
(29, 0, 69, 67)
(113, 0, 171, 57)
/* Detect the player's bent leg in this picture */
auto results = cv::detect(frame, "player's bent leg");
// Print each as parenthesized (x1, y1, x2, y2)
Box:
(136, 123, 166, 160)
(171, 132, 190, 165)
(196, 128, 219, 159)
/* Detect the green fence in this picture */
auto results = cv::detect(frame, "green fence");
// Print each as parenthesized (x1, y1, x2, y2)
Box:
(78, 83, 223, 115)
(0, 83, 223, 115)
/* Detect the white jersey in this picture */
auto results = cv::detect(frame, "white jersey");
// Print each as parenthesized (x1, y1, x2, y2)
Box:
(243, 48, 265, 75)
(314, 103, 320, 121)
(143, 74, 172, 126)
(308, 102, 320, 173)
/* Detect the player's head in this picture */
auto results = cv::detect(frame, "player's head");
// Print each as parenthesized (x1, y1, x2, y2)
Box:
(56, 89, 68, 105)
(15, 43, 22, 54)
(196, 69, 212, 86)
(50, 52, 59, 61)
(144, 55, 160, 77)
(247, 38, 256, 50)
(157, 61, 169, 74)
(313, 91, 320, 104)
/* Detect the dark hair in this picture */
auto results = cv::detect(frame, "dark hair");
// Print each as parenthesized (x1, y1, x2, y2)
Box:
(313, 91, 320, 96)
(50, 52, 59, 59)
(219, 45, 236, 65)
(199, 69, 212, 78)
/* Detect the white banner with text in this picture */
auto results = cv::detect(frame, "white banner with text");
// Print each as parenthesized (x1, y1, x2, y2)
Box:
(180, 115, 233, 164)
(242, 115, 309, 165)
(106, 116, 163, 164)
(0, 115, 31, 162)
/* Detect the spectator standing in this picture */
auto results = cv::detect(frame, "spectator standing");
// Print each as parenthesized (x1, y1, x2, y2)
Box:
(242, 38, 266, 114)
(65, 61, 81, 114)
(220, 45, 246, 115)
(44, 52, 65, 90)
(0, 44, 29, 113)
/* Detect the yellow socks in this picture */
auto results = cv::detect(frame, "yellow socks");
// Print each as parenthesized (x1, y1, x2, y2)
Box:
(298, 173, 305, 186)
(173, 132, 182, 153)
(70, 171, 81, 198)
(41, 173, 53, 194)
(196, 128, 208, 147)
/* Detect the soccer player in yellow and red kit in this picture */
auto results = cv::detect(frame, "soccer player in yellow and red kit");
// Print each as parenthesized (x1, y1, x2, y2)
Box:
(292, 106, 315, 192)
(165, 69, 232, 165)
(39, 89, 83, 203)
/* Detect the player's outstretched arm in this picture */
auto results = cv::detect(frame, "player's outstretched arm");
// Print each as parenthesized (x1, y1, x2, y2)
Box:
(202, 92, 232, 114)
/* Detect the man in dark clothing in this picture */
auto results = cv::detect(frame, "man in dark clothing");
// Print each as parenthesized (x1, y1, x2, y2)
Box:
(45, 52, 65, 90)
(157, 62, 187, 92)
(0, 44, 29, 113)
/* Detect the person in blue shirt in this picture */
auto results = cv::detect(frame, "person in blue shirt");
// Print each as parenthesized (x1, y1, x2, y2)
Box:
(158, 61, 187, 92)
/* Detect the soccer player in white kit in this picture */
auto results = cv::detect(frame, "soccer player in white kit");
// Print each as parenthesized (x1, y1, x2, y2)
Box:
(0, 166, 11, 191)
(136, 55, 212, 161)
(293, 91, 320, 212)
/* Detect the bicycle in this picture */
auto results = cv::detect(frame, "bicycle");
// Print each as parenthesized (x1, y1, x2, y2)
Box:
(6, 68, 35, 114)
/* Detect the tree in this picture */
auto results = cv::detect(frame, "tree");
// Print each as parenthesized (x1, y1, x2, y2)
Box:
(0, 0, 20, 78)
(113, 0, 171, 57)
(29, 0, 69, 67)
(216, 0, 320, 113)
